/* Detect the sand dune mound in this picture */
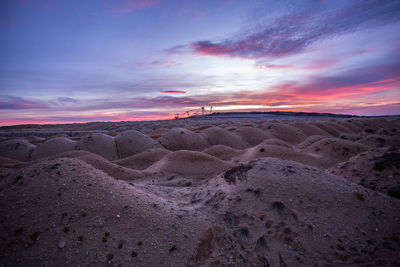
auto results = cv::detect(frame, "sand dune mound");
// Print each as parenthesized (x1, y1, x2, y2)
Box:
(261, 138, 292, 148)
(390, 117, 400, 126)
(330, 147, 400, 199)
(366, 118, 394, 129)
(377, 127, 398, 136)
(148, 127, 169, 139)
(311, 122, 343, 137)
(237, 142, 328, 168)
(335, 120, 363, 133)
(233, 126, 273, 146)
(202, 145, 242, 160)
(338, 133, 362, 141)
(358, 134, 400, 148)
(0, 156, 22, 177)
(0, 158, 211, 266)
(76, 133, 118, 161)
(159, 127, 209, 151)
(0, 139, 36, 161)
(224, 126, 237, 131)
(346, 118, 368, 129)
(296, 135, 327, 149)
(354, 118, 387, 133)
(200, 126, 248, 149)
(115, 130, 157, 159)
(25, 136, 45, 144)
(43, 150, 144, 180)
(114, 148, 170, 170)
(0, 156, 21, 167)
(263, 123, 307, 144)
(31, 137, 77, 160)
(302, 137, 369, 164)
(326, 120, 356, 134)
(188, 158, 400, 266)
(105, 130, 119, 137)
(290, 122, 332, 137)
(191, 125, 213, 133)
(145, 150, 233, 178)
(352, 118, 385, 131)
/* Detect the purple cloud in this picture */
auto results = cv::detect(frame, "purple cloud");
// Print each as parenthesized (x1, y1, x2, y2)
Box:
(160, 90, 186, 94)
(57, 97, 78, 103)
(0, 96, 48, 109)
(188, 0, 400, 59)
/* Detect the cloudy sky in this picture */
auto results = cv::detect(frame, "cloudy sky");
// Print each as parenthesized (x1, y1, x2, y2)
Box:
(0, 0, 399, 125)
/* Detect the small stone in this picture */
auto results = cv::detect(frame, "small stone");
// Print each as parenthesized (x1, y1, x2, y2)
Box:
(58, 241, 66, 249)
(116, 214, 121, 218)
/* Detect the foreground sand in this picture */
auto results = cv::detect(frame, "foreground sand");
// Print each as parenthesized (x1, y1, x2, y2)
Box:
(0, 115, 399, 266)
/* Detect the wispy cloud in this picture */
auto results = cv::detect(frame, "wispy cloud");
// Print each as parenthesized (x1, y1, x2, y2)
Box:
(57, 97, 78, 103)
(0, 95, 48, 109)
(186, 0, 400, 59)
(160, 90, 186, 94)
(137, 59, 181, 68)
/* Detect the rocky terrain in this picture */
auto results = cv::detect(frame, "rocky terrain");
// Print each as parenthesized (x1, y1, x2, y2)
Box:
(0, 114, 399, 266)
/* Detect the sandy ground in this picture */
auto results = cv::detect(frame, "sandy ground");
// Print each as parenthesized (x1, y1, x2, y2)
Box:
(0, 115, 399, 266)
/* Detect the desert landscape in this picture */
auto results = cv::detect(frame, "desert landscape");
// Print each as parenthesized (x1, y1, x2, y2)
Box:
(0, 113, 399, 266)
(2, 0, 400, 266)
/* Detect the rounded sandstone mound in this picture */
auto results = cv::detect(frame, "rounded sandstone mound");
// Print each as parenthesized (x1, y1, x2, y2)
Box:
(261, 138, 292, 148)
(114, 148, 171, 170)
(200, 126, 247, 149)
(334, 120, 363, 133)
(296, 135, 326, 149)
(76, 133, 118, 161)
(189, 158, 400, 266)
(358, 134, 400, 148)
(0, 156, 22, 177)
(115, 130, 157, 158)
(290, 122, 332, 137)
(148, 128, 169, 139)
(236, 140, 328, 168)
(159, 128, 209, 151)
(46, 150, 144, 180)
(311, 122, 343, 137)
(145, 150, 233, 178)
(202, 145, 242, 161)
(0, 156, 21, 167)
(329, 147, 400, 199)
(232, 126, 273, 146)
(0, 158, 210, 266)
(302, 137, 370, 163)
(263, 123, 307, 144)
(31, 137, 77, 160)
(0, 139, 36, 161)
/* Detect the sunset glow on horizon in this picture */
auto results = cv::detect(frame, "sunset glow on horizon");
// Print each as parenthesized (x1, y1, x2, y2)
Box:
(1, 0, 399, 126)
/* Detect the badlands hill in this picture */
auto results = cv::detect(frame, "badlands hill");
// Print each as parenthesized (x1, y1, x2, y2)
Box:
(0, 114, 399, 266)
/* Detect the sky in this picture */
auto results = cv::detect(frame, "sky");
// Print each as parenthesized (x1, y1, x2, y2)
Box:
(0, 0, 399, 125)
